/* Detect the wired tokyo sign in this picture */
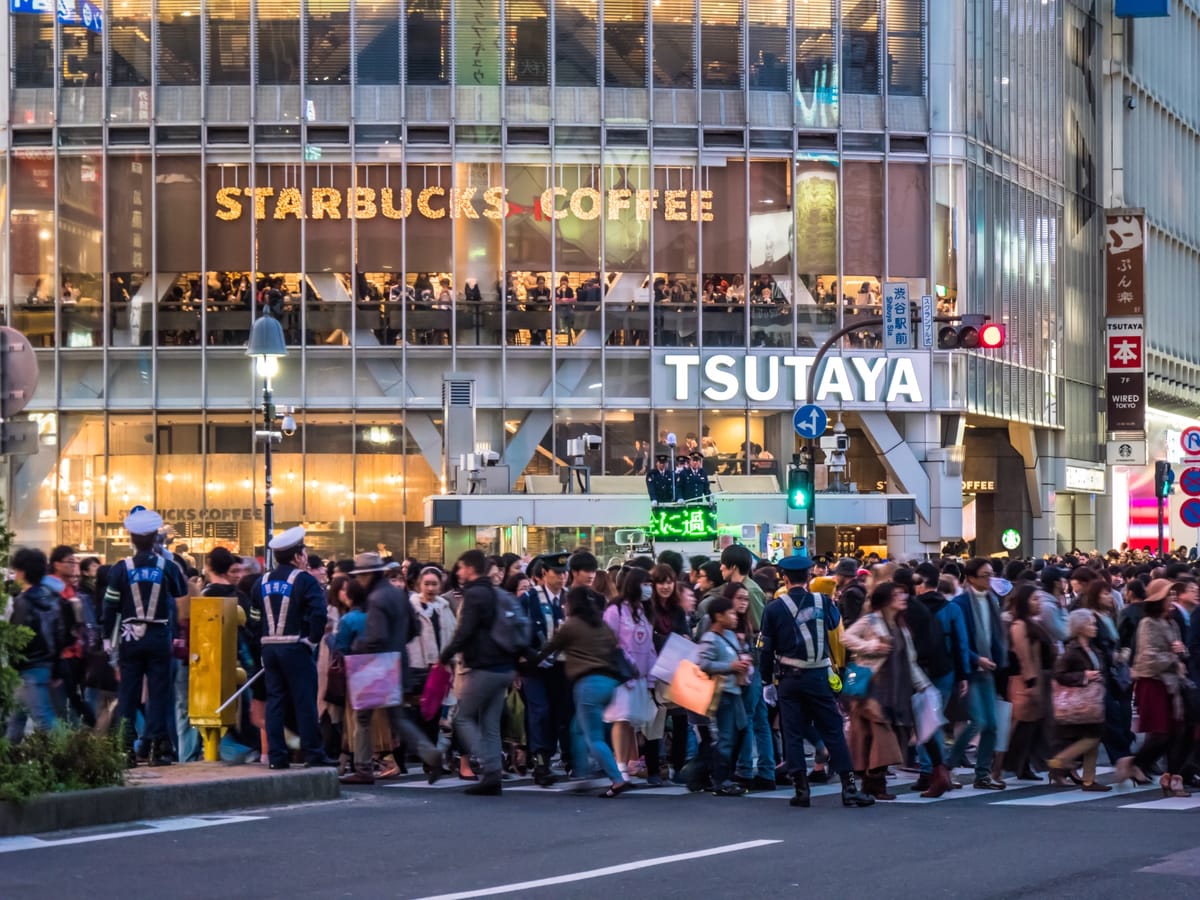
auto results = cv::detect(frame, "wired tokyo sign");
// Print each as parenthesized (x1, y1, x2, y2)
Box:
(660, 353, 928, 407)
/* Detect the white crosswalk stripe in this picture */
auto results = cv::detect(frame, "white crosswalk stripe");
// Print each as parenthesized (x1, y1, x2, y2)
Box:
(1120, 795, 1200, 811)
(993, 783, 1160, 807)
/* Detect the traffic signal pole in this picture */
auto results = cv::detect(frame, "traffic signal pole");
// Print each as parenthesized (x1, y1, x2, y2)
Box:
(802, 314, 974, 551)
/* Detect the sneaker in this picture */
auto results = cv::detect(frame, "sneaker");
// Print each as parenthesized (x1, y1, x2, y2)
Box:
(464, 776, 503, 796)
(713, 783, 747, 797)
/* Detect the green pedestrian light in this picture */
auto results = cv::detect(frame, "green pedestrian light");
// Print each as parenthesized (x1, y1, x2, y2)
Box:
(787, 468, 812, 510)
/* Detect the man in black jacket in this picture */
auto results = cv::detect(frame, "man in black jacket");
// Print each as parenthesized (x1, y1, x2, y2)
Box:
(5, 548, 64, 742)
(440, 549, 516, 795)
(341, 553, 443, 785)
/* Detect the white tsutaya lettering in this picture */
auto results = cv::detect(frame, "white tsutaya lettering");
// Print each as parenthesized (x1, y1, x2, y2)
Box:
(663, 355, 699, 401)
(744, 356, 779, 402)
(850, 357, 888, 403)
(816, 358, 854, 403)
(703, 355, 739, 402)
(885, 357, 923, 403)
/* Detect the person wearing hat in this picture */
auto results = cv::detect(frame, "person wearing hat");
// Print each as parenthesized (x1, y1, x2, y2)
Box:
(758, 553, 874, 808)
(646, 454, 675, 504)
(340, 552, 444, 785)
(251, 526, 335, 769)
(833, 558, 867, 626)
(519, 552, 574, 786)
(103, 508, 189, 766)
(682, 451, 711, 501)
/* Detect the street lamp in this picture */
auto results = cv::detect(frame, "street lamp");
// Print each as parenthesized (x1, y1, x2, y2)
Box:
(247, 315, 288, 567)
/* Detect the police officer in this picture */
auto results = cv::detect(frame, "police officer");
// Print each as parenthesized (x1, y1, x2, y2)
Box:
(519, 552, 573, 786)
(645, 454, 676, 504)
(686, 452, 711, 500)
(759, 554, 873, 808)
(103, 508, 188, 766)
(251, 526, 335, 769)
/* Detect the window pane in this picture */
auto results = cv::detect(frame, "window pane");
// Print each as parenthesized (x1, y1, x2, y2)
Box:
(158, 0, 201, 86)
(13, 13, 55, 88)
(355, 1, 400, 85)
(307, 0, 352, 84)
(507, 0, 548, 85)
(556, 0, 598, 86)
(795, 0, 837, 126)
(10, 157, 56, 347)
(208, 0, 251, 86)
(653, 0, 694, 88)
(886, 0, 925, 97)
(605, 0, 646, 88)
(110, 0, 152, 86)
(700, 0, 740, 88)
(842, 0, 880, 95)
(258, 0, 302, 85)
(749, 0, 788, 91)
(407, 0, 449, 84)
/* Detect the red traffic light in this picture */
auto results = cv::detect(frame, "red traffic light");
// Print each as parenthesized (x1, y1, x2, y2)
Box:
(979, 323, 1006, 349)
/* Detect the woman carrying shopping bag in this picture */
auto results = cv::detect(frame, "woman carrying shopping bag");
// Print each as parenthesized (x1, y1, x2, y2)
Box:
(843, 580, 952, 800)
(1049, 609, 1111, 792)
(602, 568, 658, 780)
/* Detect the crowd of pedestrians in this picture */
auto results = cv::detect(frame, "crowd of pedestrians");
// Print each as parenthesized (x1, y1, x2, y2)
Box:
(6, 520, 1199, 805)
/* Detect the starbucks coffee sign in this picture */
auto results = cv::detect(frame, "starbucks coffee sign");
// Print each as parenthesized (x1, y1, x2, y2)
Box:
(656, 352, 933, 408)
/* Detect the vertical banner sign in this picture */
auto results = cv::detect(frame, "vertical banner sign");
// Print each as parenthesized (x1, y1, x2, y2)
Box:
(882, 282, 911, 350)
(1104, 211, 1146, 434)
(919, 294, 934, 349)
(454, 0, 501, 87)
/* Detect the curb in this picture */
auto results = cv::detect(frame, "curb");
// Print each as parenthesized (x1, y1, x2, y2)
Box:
(0, 769, 340, 837)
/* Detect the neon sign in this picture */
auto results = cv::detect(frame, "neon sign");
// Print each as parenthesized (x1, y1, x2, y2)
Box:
(649, 505, 718, 542)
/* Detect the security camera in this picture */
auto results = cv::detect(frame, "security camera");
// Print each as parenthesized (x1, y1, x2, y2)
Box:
(281, 414, 297, 437)
(1125, 94, 1137, 110)
(583, 434, 602, 450)
(483, 450, 500, 466)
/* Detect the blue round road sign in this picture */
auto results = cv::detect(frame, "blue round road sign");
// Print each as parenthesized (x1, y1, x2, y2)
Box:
(1181, 498, 1200, 528)
(1181, 468, 1200, 497)
(793, 404, 828, 440)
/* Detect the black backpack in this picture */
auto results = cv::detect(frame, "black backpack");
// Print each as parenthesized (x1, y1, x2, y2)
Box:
(489, 586, 533, 656)
(922, 601, 953, 679)
(25, 586, 69, 659)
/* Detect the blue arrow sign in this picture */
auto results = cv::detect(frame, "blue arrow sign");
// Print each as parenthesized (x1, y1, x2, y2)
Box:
(793, 404, 828, 440)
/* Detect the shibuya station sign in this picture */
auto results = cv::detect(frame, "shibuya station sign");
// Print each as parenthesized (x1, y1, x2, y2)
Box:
(657, 352, 932, 408)
(214, 185, 715, 223)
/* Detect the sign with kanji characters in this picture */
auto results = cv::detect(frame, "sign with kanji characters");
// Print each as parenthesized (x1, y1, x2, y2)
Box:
(1105, 211, 1145, 317)
(1106, 318, 1145, 373)
(649, 504, 718, 542)
(453, 0, 501, 87)
(882, 282, 912, 350)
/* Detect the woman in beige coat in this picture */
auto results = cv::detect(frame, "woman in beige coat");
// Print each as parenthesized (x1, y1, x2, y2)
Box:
(843, 580, 950, 799)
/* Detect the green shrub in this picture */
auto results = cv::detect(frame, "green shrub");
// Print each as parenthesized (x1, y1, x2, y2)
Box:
(0, 726, 126, 804)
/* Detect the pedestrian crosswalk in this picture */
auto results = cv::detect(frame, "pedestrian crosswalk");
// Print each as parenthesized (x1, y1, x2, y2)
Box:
(382, 768, 1200, 810)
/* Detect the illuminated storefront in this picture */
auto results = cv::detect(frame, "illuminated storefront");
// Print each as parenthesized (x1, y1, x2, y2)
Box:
(0, 1, 1105, 561)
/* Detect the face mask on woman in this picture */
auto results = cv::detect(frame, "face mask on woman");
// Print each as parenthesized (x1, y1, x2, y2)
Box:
(641, 583, 653, 601)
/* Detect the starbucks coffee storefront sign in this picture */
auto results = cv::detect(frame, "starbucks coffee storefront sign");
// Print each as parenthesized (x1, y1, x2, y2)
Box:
(657, 352, 934, 408)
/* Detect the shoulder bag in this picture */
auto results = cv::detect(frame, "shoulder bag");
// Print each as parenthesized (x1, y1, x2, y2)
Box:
(1052, 678, 1106, 725)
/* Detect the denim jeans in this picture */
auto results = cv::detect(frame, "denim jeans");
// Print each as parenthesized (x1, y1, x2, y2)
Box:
(174, 662, 201, 762)
(713, 693, 749, 788)
(948, 671, 998, 779)
(736, 669, 776, 780)
(6, 664, 58, 742)
(915, 671, 956, 774)
(453, 668, 513, 779)
(573, 673, 622, 784)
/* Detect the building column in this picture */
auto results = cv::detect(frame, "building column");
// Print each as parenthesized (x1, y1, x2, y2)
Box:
(1009, 423, 1059, 558)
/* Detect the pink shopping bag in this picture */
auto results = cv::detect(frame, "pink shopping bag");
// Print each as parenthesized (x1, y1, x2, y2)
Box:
(420, 664, 453, 721)
(345, 651, 402, 710)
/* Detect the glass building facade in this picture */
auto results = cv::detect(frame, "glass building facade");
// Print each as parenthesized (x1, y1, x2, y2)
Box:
(0, 0, 1105, 561)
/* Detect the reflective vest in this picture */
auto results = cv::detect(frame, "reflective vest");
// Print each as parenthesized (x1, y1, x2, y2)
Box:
(260, 569, 303, 644)
(124, 555, 168, 625)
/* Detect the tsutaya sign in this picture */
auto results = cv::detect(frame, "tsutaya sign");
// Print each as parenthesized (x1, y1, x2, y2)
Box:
(214, 185, 715, 223)
(659, 352, 933, 408)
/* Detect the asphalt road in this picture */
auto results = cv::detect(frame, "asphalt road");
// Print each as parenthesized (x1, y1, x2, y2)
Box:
(4, 773, 1200, 899)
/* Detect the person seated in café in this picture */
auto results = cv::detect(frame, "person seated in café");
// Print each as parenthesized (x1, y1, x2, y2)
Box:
(529, 275, 551, 303)
(555, 275, 574, 303)
(413, 272, 434, 301)
(727, 274, 746, 303)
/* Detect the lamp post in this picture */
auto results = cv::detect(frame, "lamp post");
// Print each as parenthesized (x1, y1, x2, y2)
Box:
(247, 316, 288, 568)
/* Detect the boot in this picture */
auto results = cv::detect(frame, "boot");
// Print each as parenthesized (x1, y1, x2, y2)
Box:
(464, 775, 503, 796)
(789, 770, 811, 808)
(910, 773, 932, 792)
(533, 753, 556, 787)
(149, 739, 175, 767)
(921, 765, 952, 799)
(841, 772, 875, 807)
(340, 765, 376, 785)
(864, 769, 896, 801)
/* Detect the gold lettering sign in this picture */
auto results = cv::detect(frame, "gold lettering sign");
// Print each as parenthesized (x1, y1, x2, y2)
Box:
(213, 185, 715, 223)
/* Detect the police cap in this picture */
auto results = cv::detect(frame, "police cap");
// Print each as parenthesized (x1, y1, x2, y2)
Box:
(268, 525, 307, 553)
(124, 508, 164, 535)
(655, 455, 669, 463)
(777, 554, 815, 576)
(538, 552, 569, 572)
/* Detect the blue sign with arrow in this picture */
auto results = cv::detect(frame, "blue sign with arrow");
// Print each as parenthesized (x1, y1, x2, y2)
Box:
(793, 404, 828, 440)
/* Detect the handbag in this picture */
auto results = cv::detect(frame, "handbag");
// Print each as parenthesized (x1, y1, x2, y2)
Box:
(912, 684, 948, 744)
(345, 651, 403, 711)
(666, 659, 718, 717)
(1052, 679, 1106, 725)
(604, 677, 655, 729)
(606, 646, 637, 683)
(841, 663, 873, 699)
(419, 664, 453, 721)
(324, 647, 348, 706)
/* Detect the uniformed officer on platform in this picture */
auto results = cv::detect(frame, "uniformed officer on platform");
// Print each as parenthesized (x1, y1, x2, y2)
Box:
(686, 451, 711, 501)
(251, 526, 336, 769)
(645, 454, 676, 504)
(104, 508, 189, 767)
(759, 554, 874, 809)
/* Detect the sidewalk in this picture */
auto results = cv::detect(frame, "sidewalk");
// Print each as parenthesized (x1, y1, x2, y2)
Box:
(0, 762, 340, 837)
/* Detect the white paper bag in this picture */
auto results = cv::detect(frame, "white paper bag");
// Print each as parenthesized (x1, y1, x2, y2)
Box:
(650, 633, 699, 684)
(913, 685, 947, 744)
